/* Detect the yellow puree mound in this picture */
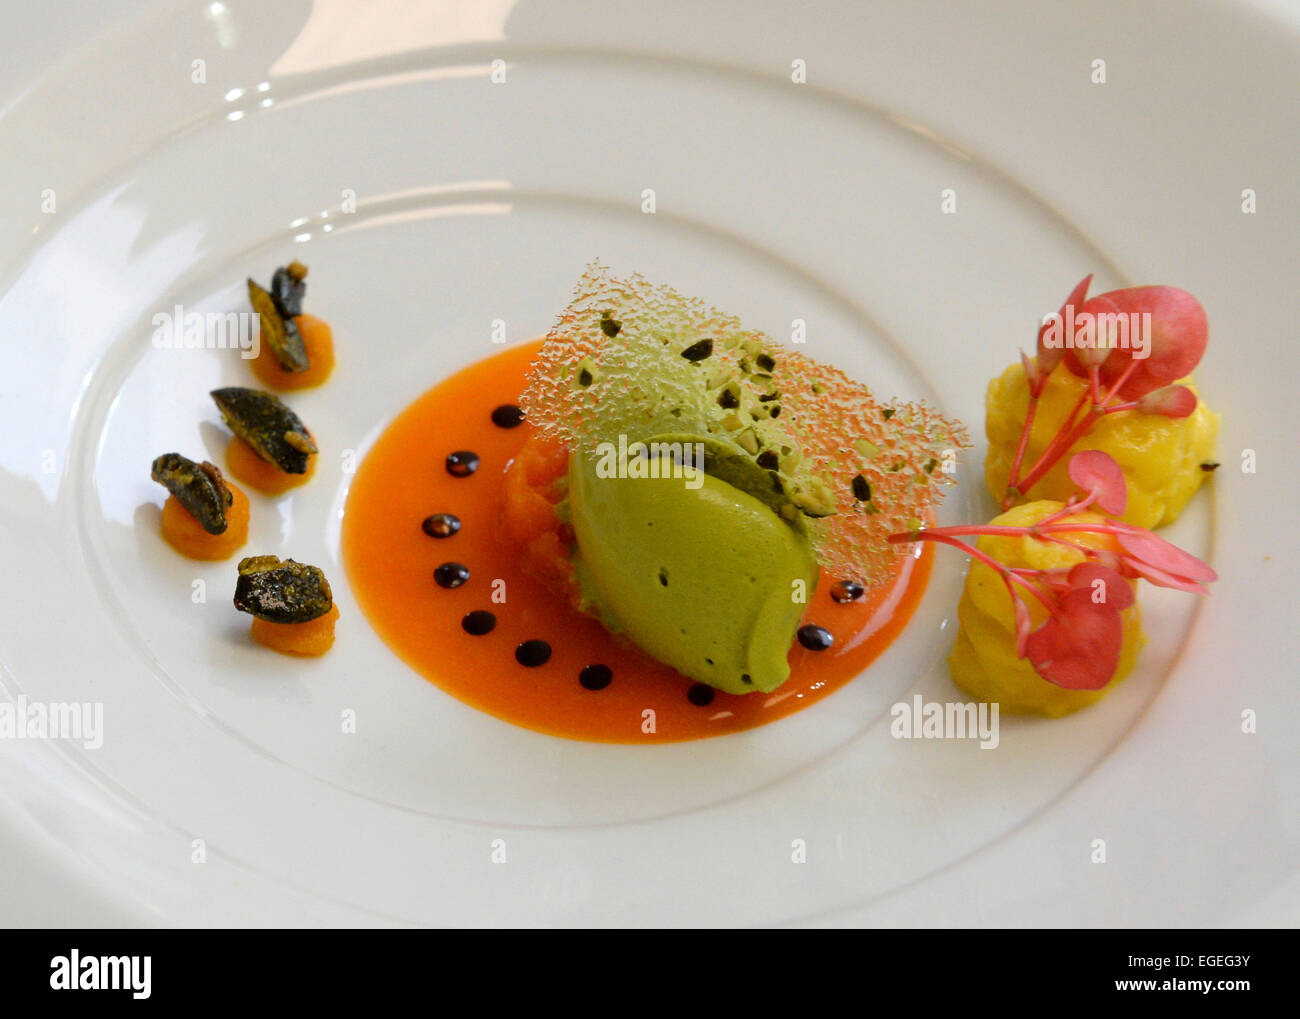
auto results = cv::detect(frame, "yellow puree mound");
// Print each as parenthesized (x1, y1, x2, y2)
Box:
(984, 362, 1218, 529)
(948, 500, 1144, 717)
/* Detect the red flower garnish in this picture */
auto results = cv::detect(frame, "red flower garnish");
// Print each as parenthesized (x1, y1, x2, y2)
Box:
(1005, 275, 1209, 510)
(889, 451, 1214, 691)
(1067, 449, 1127, 516)
(1024, 585, 1123, 690)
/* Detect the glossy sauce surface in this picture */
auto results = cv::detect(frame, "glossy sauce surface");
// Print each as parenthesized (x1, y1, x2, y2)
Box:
(343, 340, 932, 743)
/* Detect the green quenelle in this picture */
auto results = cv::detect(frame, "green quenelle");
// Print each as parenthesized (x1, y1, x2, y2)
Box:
(567, 441, 818, 695)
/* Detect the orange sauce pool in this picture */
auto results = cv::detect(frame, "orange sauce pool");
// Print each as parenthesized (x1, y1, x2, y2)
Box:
(343, 340, 932, 743)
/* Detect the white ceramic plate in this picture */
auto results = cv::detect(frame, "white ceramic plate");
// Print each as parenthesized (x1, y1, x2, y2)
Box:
(0, 0, 1295, 927)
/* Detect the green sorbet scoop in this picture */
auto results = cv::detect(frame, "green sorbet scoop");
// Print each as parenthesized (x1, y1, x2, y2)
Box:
(567, 448, 819, 694)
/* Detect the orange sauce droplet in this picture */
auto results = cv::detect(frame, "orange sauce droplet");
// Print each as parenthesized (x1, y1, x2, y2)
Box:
(343, 341, 932, 743)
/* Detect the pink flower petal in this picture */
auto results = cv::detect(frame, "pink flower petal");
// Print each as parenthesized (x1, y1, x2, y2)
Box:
(1069, 295, 1122, 371)
(1067, 450, 1128, 516)
(1136, 384, 1198, 418)
(1116, 528, 1217, 584)
(1098, 286, 1208, 396)
(1020, 349, 1043, 397)
(1067, 562, 1135, 609)
(1037, 273, 1092, 375)
(1025, 588, 1124, 690)
(1122, 556, 1210, 595)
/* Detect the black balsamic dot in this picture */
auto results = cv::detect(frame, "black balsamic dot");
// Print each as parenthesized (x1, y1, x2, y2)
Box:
(797, 624, 834, 651)
(422, 513, 461, 538)
(830, 579, 864, 603)
(515, 639, 552, 667)
(445, 450, 480, 477)
(434, 562, 470, 589)
(579, 664, 613, 690)
(687, 683, 715, 706)
(490, 404, 525, 429)
(461, 610, 496, 635)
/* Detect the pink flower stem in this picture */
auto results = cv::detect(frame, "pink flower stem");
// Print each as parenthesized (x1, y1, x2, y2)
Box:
(1002, 393, 1040, 508)
(1035, 492, 1095, 527)
(895, 531, 1058, 614)
(1009, 357, 1145, 499)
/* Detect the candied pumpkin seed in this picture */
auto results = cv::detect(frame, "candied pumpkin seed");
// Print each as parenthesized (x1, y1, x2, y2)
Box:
(233, 555, 333, 623)
(211, 387, 317, 473)
(271, 261, 308, 318)
(248, 278, 309, 372)
(151, 452, 232, 534)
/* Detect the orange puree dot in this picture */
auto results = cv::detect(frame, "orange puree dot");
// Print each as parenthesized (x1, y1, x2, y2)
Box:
(225, 434, 316, 495)
(160, 483, 250, 560)
(343, 340, 933, 744)
(250, 313, 335, 390)
(250, 603, 339, 657)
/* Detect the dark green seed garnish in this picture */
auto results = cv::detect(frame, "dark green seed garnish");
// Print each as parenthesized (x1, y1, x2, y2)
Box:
(1200, 461, 1221, 472)
(755, 353, 776, 372)
(756, 450, 779, 470)
(882, 408, 895, 420)
(151, 452, 233, 535)
(515, 640, 552, 667)
(579, 664, 613, 690)
(717, 388, 739, 409)
(687, 683, 715, 706)
(758, 392, 780, 402)
(740, 673, 752, 685)
(434, 562, 470, 588)
(270, 261, 308, 318)
(490, 404, 525, 428)
(680, 338, 714, 362)
(211, 387, 317, 472)
(831, 580, 865, 603)
(461, 610, 496, 635)
(769, 405, 781, 418)
(422, 513, 460, 538)
(577, 367, 593, 387)
(797, 624, 834, 651)
(248, 278, 309, 373)
(599, 315, 621, 337)
(924, 458, 938, 474)
(233, 555, 332, 623)
(445, 450, 480, 477)
(851, 474, 872, 502)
